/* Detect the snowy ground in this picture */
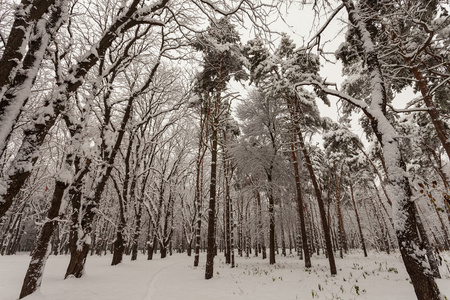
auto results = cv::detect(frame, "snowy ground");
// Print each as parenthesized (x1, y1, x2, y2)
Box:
(1, 251, 449, 300)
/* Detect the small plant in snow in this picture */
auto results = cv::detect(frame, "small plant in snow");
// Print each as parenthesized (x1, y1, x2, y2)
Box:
(387, 267, 398, 274)
(353, 285, 366, 296)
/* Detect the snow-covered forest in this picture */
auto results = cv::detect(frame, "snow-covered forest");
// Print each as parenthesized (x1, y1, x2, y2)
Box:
(0, 0, 449, 299)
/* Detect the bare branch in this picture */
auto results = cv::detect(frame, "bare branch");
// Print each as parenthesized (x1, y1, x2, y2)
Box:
(304, 3, 344, 51)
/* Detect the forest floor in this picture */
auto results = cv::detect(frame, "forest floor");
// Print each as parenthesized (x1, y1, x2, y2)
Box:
(1, 250, 449, 300)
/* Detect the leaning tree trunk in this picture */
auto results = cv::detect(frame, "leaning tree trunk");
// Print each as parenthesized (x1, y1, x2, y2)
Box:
(65, 57, 160, 278)
(0, 0, 149, 219)
(296, 126, 336, 275)
(299, 1, 441, 298)
(20, 121, 89, 296)
(415, 205, 441, 278)
(0, 0, 57, 95)
(285, 92, 336, 274)
(0, 1, 65, 158)
(342, 1, 441, 298)
(19, 179, 68, 299)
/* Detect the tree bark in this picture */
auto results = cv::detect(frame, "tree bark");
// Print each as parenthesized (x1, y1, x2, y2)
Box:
(19, 179, 68, 298)
(297, 128, 336, 275)
(267, 172, 276, 265)
(0, 0, 56, 95)
(193, 116, 206, 267)
(349, 179, 367, 257)
(205, 120, 218, 279)
(415, 205, 441, 278)
(131, 202, 142, 261)
(290, 138, 311, 267)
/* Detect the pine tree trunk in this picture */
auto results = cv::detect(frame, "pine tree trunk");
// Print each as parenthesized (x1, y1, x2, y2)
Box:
(279, 200, 286, 257)
(267, 172, 276, 265)
(337, 196, 344, 259)
(193, 118, 206, 268)
(256, 190, 267, 260)
(407, 63, 450, 161)
(205, 122, 218, 279)
(297, 128, 336, 275)
(230, 193, 235, 268)
(415, 205, 441, 278)
(224, 171, 231, 264)
(349, 180, 367, 257)
(431, 199, 450, 250)
(290, 139, 311, 267)
(340, 1, 442, 298)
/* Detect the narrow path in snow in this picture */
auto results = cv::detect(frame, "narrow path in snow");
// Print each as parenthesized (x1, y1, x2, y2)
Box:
(142, 261, 179, 300)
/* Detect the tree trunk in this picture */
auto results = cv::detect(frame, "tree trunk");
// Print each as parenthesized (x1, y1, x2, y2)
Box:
(415, 205, 441, 278)
(193, 122, 206, 268)
(407, 63, 450, 162)
(336, 165, 348, 257)
(111, 223, 126, 266)
(349, 180, 367, 257)
(19, 180, 68, 299)
(290, 138, 311, 267)
(147, 239, 154, 260)
(131, 202, 142, 261)
(267, 172, 276, 265)
(65, 202, 95, 279)
(111, 177, 127, 266)
(256, 190, 267, 260)
(205, 121, 218, 279)
(224, 169, 231, 264)
(279, 199, 286, 257)
(297, 128, 336, 275)
(0, 0, 153, 219)
(340, 1, 442, 298)
(230, 191, 235, 268)
(0, 0, 57, 94)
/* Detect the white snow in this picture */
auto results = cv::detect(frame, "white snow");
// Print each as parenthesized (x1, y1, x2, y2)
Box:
(0, 251, 449, 300)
